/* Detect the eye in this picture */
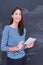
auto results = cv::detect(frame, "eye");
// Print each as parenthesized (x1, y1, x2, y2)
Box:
(19, 13, 21, 15)
(15, 13, 18, 15)
(15, 13, 21, 15)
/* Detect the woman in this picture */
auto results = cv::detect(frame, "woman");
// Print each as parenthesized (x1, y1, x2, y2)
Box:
(1, 7, 34, 65)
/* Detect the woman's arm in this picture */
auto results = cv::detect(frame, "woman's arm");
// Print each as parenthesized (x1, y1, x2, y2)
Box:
(8, 46, 19, 51)
(1, 26, 9, 51)
(8, 41, 24, 51)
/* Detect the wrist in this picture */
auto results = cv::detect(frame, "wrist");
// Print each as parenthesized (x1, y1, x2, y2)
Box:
(17, 46, 19, 50)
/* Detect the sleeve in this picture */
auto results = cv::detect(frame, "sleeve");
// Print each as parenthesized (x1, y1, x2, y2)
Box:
(1, 26, 9, 51)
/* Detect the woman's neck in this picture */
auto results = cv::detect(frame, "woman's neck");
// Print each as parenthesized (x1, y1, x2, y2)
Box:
(10, 21, 18, 29)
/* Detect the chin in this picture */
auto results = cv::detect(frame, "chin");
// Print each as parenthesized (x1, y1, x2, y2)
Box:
(16, 20, 20, 23)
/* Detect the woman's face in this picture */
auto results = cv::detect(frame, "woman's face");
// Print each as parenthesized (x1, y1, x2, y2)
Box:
(12, 9, 22, 23)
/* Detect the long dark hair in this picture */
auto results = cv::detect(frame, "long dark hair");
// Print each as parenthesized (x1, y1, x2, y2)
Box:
(9, 7, 24, 36)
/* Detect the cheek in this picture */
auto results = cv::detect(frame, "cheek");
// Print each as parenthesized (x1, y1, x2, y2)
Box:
(20, 16, 22, 20)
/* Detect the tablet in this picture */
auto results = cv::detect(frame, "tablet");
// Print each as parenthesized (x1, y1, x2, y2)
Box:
(24, 37, 36, 44)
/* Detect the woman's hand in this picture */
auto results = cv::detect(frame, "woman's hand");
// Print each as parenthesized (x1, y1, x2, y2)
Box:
(8, 41, 24, 51)
(8, 47, 19, 51)
(8, 47, 14, 51)
(17, 41, 24, 50)
(25, 41, 34, 49)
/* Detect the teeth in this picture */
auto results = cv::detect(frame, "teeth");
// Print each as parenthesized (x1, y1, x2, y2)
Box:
(17, 19, 19, 20)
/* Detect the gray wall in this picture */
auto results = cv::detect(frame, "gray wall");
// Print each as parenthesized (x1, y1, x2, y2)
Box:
(0, 0, 43, 65)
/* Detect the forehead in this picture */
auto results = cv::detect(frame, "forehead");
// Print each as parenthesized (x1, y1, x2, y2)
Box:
(14, 9, 21, 13)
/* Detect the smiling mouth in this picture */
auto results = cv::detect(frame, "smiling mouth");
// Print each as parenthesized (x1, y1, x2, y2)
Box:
(16, 18, 20, 20)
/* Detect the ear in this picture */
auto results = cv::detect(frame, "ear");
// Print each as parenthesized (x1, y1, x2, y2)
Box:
(11, 15, 13, 18)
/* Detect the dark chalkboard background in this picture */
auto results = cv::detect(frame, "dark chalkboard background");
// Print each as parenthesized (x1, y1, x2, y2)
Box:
(0, 0, 43, 65)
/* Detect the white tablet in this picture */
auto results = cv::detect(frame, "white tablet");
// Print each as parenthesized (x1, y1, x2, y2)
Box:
(24, 37, 36, 44)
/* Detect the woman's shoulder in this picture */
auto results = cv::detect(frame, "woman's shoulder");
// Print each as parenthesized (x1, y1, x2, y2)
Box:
(2, 25, 9, 33)
(3, 25, 9, 30)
